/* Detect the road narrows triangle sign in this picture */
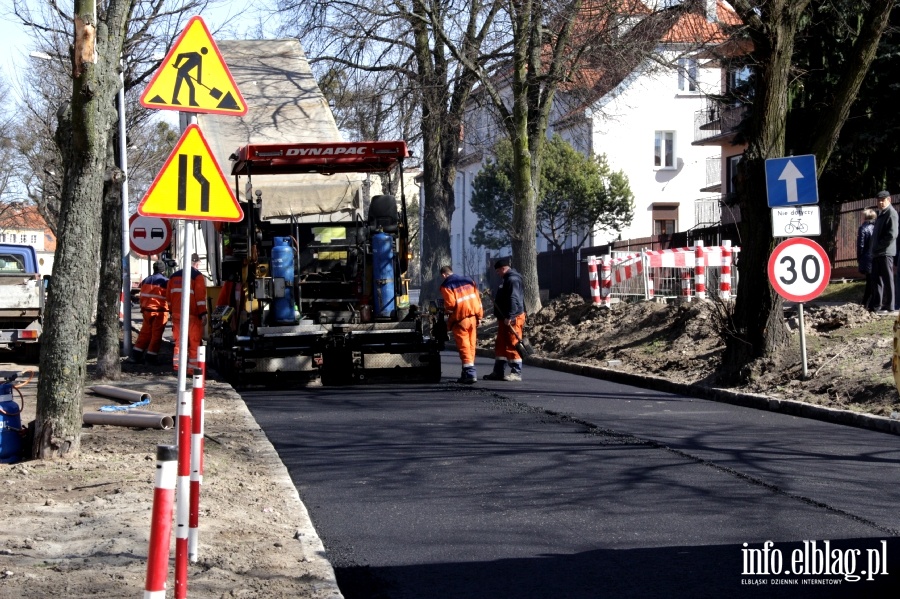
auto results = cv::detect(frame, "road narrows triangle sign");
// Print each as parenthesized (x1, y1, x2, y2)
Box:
(138, 124, 243, 222)
(139, 15, 247, 116)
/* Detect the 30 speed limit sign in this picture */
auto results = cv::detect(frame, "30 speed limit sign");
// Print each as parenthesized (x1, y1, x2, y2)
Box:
(767, 237, 831, 302)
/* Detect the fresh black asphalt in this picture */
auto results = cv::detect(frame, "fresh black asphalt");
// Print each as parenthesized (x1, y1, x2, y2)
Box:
(240, 353, 900, 598)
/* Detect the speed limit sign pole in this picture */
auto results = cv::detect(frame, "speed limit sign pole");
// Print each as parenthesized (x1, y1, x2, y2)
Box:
(767, 237, 832, 378)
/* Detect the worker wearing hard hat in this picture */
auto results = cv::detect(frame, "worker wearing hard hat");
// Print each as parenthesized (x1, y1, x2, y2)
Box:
(129, 260, 169, 364)
(167, 253, 208, 372)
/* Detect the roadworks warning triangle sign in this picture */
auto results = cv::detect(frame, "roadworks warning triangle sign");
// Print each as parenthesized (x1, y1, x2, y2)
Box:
(139, 15, 247, 116)
(138, 124, 243, 222)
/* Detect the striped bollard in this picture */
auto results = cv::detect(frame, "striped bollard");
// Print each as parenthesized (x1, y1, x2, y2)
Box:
(681, 271, 692, 303)
(174, 385, 193, 599)
(189, 368, 205, 562)
(720, 240, 732, 300)
(647, 274, 655, 300)
(198, 344, 206, 383)
(144, 445, 178, 599)
(694, 241, 706, 300)
(588, 256, 601, 305)
(600, 255, 612, 307)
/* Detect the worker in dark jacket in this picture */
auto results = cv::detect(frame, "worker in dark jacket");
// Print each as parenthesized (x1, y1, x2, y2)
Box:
(440, 265, 484, 384)
(129, 261, 169, 364)
(167, 253, 208, 372)
(869, 191, 898, 314)
(484, 258, 526, 381)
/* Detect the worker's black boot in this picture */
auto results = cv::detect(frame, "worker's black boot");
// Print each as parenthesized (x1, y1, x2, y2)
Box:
(145, 353, 159, 365)
(483, 360, 506, 381)
(127, 349, 145, 364)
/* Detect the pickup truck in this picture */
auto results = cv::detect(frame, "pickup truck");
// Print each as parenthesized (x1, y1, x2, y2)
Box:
(0, 244, 48, 360)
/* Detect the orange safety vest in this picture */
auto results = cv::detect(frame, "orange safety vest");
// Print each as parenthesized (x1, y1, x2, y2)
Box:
(166, 267, 208, 320)
(139, 273, 169, 313)
(440, 274, 484, 328)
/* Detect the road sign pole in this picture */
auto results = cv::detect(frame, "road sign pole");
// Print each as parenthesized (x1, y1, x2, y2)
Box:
(799, 303, 808, 378)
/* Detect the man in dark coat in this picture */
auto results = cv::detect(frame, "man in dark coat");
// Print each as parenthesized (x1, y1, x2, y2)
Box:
(857, 208, 876, 308)
(484, 258, 526, 381)
(869, 191, 898, 314)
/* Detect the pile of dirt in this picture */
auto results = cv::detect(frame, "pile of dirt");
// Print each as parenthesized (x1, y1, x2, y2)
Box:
(495, 294, 900, 418)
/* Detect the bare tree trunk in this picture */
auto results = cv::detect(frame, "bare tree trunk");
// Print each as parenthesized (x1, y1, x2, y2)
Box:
(34, 0, 132, 459)
(96, 139, 124, 378)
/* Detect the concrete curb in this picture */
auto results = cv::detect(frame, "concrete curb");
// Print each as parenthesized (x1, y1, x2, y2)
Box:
(476, 349, 900, 436)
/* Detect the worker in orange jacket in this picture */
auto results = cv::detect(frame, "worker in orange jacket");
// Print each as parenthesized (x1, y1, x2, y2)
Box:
(439, 265, 484, 384)
(129, 260, 169, 364)
(167, 253, 208, 372)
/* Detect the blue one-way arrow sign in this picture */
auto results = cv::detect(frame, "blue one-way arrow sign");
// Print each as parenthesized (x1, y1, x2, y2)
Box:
(765, 154, 818, 207)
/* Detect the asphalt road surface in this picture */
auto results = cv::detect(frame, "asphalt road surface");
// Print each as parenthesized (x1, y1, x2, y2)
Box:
(241, 353, 900, 598)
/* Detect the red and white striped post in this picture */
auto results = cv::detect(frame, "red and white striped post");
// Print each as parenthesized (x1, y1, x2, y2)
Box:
(588, 256, 601, 305)
(174, 385, 193, 599)
(144, 444, 177, 599)
(694, 241, 706, 300)
(599, 255, 612, 307)
(189, 368, 205, 563)
(647, 274, 655, 300)
(681, 271, 692, 302)
(198, 344, 206, 382)
(720, 240, 733, 300)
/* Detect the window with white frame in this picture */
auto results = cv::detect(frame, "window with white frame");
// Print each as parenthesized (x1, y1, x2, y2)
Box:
(654, 131, 675, 168)
(677, 58, 698, 93)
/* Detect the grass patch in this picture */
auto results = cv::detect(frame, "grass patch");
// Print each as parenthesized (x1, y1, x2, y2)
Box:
(817, 280, 864, 303)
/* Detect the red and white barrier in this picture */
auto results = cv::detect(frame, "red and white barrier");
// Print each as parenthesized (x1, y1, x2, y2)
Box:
(174, 385, 193, 599)
(189, 368, 205, 563)
(681, 271, 692, 302)
(144, 444, 178, 599)
(694, 241, 706, 300)
(588, 256, 601, 305)
(647, 275, 655, 300)
(720, 240, 733, 300)
(599, 255, 612, 307)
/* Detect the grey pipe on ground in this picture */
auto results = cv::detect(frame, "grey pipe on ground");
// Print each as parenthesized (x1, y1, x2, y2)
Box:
(89, 385, 151, 404)
(83, 411, 174, 430)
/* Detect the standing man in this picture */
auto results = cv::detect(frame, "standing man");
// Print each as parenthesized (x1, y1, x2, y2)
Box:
(439, 266, 484, 384)
(167, 253, 208, 371)
(129, 260, 169, 364)
(869, 191, 898, 314)
(484, 258, 526, 382)
(857, 208, 876, 309)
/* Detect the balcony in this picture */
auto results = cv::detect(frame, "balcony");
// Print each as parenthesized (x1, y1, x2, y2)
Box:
(700, 155, 721, 193)
(693, 99, 747, 145)
(694, 197, 722, 228)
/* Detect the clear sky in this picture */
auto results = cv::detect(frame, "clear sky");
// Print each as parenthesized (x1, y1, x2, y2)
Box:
(0, 1, 279, 83)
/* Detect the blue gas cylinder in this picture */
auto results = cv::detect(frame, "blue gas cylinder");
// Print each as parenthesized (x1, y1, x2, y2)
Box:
(0, 382, 22, 464)
(271, 236, 297, 324)
(372, 232, 396, 319)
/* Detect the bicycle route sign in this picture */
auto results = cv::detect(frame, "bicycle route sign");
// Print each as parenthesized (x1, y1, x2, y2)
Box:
(767, 237, 831, 303)
(771, 205, 821, 237)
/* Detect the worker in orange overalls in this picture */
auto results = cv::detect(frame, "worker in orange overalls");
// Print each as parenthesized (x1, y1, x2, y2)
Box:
(129, 260, 169, 364)
(439, 265, 484, 384)
(167, 253, 208, 372)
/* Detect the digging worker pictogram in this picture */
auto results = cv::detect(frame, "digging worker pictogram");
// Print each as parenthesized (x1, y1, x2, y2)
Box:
(439, 266, 484, 384)
(484, 258, 526, 382)
(171, 47, 209, 107)
(129, 261, 170, 364)
(167, 253, 208, 371)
